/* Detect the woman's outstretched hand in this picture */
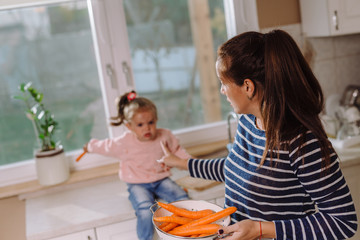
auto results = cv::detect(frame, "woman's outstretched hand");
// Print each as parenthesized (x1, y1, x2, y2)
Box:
(159, 141, 189, 170)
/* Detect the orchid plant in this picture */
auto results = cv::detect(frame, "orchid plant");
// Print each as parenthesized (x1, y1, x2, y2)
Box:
(14, 82, 59, 152)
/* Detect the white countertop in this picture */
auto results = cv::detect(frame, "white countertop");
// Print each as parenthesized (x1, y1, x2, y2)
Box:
(25, 169, 225, 240)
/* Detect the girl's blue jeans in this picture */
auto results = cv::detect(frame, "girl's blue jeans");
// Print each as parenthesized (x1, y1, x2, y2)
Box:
(127, 177, 188, 240)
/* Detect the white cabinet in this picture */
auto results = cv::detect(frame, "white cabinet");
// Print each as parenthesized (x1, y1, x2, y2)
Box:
(49, 229, 96, 240)
(300, 0, 360, 36)
(96, 218, 137, 240)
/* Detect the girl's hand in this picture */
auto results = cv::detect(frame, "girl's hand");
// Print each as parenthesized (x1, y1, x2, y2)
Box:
(83, 143, 88, 152)
(76, 143, 89, 162)
(218, 220, 259, 240)
(159, 141, 189, 170)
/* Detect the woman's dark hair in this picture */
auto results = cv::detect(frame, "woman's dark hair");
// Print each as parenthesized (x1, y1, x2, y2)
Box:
(217, 29, 331, 168)
(110, 90, 158, 126)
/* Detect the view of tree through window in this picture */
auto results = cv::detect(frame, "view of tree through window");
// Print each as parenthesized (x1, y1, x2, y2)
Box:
(123, 0, 231, 129)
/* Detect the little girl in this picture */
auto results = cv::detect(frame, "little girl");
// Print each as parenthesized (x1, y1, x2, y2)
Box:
(83, 91, 190, 240)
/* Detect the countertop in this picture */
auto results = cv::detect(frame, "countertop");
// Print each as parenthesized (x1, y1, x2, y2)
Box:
(25, 170, 225, 240)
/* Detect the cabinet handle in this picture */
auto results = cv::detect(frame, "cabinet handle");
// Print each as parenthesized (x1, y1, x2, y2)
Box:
(332, 10, 339, 31)
(87, 236, 92, 240)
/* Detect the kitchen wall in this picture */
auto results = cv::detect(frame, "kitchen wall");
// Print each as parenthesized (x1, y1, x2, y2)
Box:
(257, 0, 360, 112)
(306, 33, 360, 101)
(261, 23, 360, 106)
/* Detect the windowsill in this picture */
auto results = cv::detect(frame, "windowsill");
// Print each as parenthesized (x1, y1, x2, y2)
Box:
(0, 140, 228, 200)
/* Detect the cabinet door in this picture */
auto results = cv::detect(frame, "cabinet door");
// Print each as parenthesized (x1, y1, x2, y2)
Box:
(329, 0, 360, 35)
(49, 229, 96, 240)
(300, 0, 360, 36)
(96, 218, 137, 240)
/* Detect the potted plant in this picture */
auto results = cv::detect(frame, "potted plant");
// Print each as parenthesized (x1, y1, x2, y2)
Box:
(14, 82, 69, 186)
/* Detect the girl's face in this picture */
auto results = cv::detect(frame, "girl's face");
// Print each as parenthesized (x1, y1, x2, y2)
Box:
(216, 60, 251, 114)
(126, 110, 157, 142)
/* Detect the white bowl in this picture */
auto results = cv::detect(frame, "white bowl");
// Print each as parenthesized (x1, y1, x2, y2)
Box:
(152, 200, 230, 240)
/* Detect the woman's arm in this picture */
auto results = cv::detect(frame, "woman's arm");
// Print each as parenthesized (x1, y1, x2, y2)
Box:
(274, 132, 358, 239)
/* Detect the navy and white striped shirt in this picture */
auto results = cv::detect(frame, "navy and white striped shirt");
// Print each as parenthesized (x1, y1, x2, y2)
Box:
(188, 114, 357, 239)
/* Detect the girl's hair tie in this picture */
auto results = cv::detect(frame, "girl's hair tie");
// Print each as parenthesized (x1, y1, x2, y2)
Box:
(127, 91, 136, 102)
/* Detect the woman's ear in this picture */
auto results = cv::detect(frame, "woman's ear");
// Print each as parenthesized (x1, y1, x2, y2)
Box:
(244, 79, 255, 99)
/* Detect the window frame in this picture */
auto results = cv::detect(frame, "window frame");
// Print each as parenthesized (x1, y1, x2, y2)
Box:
(0, 0, 242, 187)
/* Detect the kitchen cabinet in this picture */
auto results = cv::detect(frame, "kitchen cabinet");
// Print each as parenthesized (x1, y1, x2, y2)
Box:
(225, 0, 301, 38)
(48, 229, 96, 240)
(96, 218, 137, 240)
(300, 0, 360, 36)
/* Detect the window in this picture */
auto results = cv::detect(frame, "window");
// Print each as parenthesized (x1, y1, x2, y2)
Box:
(122, 0, 230, 129)
(0, 0, 237, 186)
(0, 1, 107, 163)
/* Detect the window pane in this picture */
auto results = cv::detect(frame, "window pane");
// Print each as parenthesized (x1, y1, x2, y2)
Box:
(0, 1, 107, 166)
(123, 0, 232, 130)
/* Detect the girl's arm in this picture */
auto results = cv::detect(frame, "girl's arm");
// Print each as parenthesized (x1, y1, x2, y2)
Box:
(86, 138, 121, 159)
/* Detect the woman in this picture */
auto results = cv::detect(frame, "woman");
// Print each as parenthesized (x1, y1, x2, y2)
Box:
(161, 30, 358, 239)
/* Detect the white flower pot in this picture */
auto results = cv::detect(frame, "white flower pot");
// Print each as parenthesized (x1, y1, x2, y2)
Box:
(35, 148, 69, 186)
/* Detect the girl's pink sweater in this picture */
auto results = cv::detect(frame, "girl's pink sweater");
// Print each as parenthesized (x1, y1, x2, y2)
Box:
(87, 128, 191, 184)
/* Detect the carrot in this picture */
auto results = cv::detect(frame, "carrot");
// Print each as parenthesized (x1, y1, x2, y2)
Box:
(168, 224, 221, 237)
(170, 206, 237, 231)
(153, 215, 194, 225)
(76, 151, 86, 162)
(198, 233, 209, 237)
(161, 222, 179, 232)
(157, 201, 214, 219)
(189, 234, 199, 237)
(159, 222, 171, 229)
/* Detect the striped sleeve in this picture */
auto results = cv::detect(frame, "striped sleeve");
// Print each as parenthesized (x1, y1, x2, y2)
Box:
(274, 132, 358, 240)
(188, 158, 226, 182)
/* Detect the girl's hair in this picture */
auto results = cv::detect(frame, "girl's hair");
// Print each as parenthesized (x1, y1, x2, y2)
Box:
(110, 90, 158, 126)
(217, 29, 331, 168)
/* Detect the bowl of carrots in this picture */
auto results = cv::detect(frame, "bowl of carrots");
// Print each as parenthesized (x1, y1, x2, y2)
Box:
(152, 200, 236, 240)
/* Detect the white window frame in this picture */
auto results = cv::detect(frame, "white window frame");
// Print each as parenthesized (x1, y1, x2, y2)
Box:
(0, 0, 244, 187)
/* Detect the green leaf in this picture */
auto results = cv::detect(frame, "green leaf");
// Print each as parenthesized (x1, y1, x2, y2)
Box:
(19, 83, 26, 92)
(35, 93, 43, 103)
(13, 95, 25, 100)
